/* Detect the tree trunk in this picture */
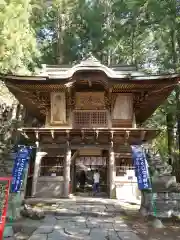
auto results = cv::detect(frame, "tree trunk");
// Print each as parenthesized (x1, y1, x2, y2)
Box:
(56, 1, 66, 65)
(170, 24, 180, 168)
(175, 86, 180, 162)
(166, 112, 174, 164)
(131, 11, 138, 65)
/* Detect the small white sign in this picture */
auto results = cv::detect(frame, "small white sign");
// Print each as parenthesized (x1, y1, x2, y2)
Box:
(128, 176, 133, 180)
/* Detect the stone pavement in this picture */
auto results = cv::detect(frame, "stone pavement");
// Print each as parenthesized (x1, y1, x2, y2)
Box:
(5, 197, 142, 240)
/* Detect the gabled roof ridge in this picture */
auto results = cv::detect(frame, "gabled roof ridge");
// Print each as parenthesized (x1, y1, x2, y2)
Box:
(39, 55, 148, 78)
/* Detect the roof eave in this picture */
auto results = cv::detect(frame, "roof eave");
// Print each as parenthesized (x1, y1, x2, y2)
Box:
(2, 72, 180, 82)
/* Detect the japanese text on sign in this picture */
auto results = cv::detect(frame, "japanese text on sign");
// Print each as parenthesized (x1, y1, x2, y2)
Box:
(11, 147, 32, 193)
(131, 145, 151, 190)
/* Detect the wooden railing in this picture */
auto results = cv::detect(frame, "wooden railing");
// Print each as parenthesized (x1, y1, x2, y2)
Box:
(73, 110, 108, 128)
(112, 119, 132, 128)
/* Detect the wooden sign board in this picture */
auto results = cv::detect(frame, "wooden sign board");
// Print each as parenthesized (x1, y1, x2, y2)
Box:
(51, 92, 66, 124)
(76, 157, 106, 166)
(112, 93, 133, 120)
(75, 92, 105, 109)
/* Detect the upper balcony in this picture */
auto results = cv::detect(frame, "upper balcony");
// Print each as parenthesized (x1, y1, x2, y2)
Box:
(43, 91, 135, 129)
(73, 110, 108, 129)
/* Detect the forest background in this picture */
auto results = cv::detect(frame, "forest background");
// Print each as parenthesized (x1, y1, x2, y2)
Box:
(0, 0, 180, 174)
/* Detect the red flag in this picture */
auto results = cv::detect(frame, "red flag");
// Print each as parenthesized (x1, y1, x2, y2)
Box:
(0, 177, 12, 240)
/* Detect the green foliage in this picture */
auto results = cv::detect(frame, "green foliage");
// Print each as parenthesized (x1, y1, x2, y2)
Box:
(30, 0, 156, 66)
(0, 0, 40, 74)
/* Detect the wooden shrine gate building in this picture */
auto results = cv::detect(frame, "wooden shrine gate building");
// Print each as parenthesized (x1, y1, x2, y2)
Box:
(3, 56, 179, 199)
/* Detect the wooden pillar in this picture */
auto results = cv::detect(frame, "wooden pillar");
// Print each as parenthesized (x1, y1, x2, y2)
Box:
(11, 103, 18, 120)
(70, 150, 78, 193)
(18, 104, 24, 121)
(109, 146, 115, 198)
(132, 113, 137, 128)
(32, 150, 47, 196)
(63, 146, 71, 198)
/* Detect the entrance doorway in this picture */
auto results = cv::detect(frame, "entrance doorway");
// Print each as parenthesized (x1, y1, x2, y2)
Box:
(71, 152, 108, 197)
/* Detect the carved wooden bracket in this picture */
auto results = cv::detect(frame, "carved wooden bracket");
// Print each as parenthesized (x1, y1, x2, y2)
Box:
(133, 91, 149, 109)
(24, 91, 51, 116)
(66, 95, 75, 108)
(33, 91, 50, 106)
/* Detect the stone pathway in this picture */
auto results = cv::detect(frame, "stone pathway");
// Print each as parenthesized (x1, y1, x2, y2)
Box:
(4, 197, 142, 240)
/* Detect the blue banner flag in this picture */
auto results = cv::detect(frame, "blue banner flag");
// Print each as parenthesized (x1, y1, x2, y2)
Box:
(11, 146, 32, 193)
(131, 145, 151, 190)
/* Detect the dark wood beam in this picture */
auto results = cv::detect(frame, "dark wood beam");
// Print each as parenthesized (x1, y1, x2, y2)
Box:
(40, 143, 111, 150)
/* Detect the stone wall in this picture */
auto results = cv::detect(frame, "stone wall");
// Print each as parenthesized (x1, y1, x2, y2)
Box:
(35, 177, 64, 198)
(142, 191, 180, 218)
(140, 151, 180, 218)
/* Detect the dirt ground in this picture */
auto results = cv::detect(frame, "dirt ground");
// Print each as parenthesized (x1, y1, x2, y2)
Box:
(121, 203, 180, 240)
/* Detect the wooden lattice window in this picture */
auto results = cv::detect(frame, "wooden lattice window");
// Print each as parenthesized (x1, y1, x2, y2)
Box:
(73, 110, 108, 128)
(40, 157, 64, 176)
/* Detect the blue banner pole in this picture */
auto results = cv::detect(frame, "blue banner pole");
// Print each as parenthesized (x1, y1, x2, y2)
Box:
(11, 146, 33, 193)
(131, 145, 151, 190)
(131, 145, 157, 217)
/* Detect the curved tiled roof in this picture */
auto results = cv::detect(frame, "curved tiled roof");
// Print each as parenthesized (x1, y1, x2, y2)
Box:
(38, 55, 146, 79)
(1, 55, 179, 124)
(2, 55, 180, 82)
